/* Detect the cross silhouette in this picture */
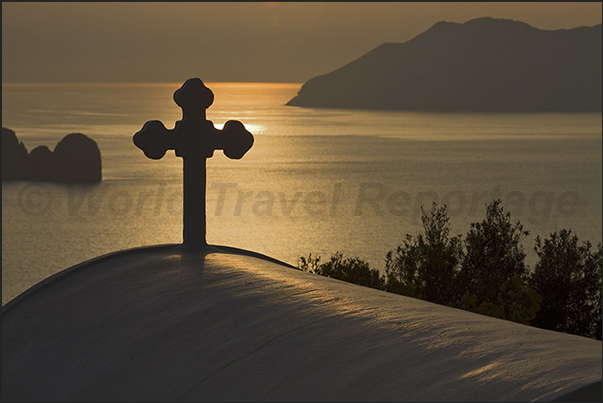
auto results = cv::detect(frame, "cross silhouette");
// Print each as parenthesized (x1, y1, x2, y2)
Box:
(133, 78, 254, 249)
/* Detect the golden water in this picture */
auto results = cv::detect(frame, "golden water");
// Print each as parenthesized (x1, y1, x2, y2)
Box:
(2, 82, 602, 304)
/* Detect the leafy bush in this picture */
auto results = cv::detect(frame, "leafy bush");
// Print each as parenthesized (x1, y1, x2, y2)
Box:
(384, 203, 462, 304)
(299, 252, 385, 290)
(529, 229, 602, 340)
(299, 199, 601, 339)
(458, 199, 530, 305)
(298, 253, 322, 274)
(457, 277, 542, 325)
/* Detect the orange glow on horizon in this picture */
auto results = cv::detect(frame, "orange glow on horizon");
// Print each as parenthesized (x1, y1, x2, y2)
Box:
(205, 82, 302, 87)
(263, 2, 279, 10)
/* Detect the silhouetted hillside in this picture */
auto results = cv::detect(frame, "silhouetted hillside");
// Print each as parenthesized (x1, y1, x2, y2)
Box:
(287, 17, 602, 112)
(2, 128, 102, 183)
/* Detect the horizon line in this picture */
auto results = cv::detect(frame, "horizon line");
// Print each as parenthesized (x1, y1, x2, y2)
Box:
(1, 81, 305, 86)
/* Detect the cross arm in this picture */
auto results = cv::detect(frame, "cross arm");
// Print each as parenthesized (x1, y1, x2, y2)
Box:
(133, 120, 177, 160)
(217, 120, 254, 160)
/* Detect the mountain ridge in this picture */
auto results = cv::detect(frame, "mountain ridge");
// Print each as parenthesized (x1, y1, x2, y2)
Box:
(287, 17, 602, 112)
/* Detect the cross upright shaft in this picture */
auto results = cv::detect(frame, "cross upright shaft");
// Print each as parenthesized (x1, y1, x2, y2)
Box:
(183, 153, 207, 246)
(133, 78, 254, 249)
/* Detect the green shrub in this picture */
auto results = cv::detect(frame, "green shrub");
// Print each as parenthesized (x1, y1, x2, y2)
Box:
(530, 229, 602, 340)
(299, 252, 385, 290)
(457, 277, 541, 325)
(458, 199, 530, 305)
(384, 203, 462, 304)
(299, 199, 601, 340)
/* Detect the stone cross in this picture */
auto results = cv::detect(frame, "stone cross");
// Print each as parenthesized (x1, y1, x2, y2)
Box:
(133, 78, 254, 249)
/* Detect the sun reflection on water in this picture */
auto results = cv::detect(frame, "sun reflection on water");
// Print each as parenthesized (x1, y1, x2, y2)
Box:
(2, 82, 602, 306)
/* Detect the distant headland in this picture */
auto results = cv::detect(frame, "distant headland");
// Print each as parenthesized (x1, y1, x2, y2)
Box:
(2, 127, 102, 183)
(286, 17, 603, 112)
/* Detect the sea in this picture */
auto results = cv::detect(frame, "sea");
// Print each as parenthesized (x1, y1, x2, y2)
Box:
(2, 82, 602, 305)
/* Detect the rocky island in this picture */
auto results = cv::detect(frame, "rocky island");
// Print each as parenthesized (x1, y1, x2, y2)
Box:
(287, 17, 602, 112)
(2, 127, 102, 183)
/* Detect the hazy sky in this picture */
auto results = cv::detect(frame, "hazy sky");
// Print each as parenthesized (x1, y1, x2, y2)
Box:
(3, 2, 601, 83)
